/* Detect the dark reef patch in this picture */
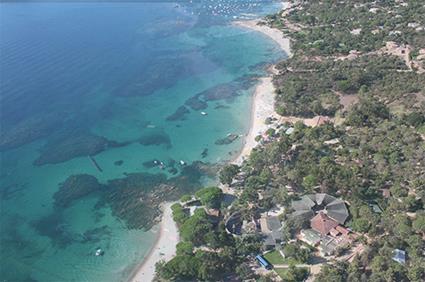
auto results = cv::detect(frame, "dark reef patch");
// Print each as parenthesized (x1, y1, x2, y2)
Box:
(114, 160, 124, 166)
(167, 75, 258, 120)
(33, 131, 129, 166)
(214, 104, 230, 110)
(32, 213, 77, 248)
(0, 183, 28, 201)
(36, 161, 213, 246)
(166, 106, 190, 121)
(139, 131, 172, 148)
(115, 53, 217, 97)
(198, 76, 258, 102)
(81, 225, 112, 244)
(201, 148, 208, 158)
(53, 174, 103, 208)
(97, 173, 170, 230)
(215, 134, 239, 145)
(185, 95, 208, 110)
(0, 114, 63, 151)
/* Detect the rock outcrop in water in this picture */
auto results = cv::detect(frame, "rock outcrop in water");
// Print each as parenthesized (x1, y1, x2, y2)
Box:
(0, 115, 63, 151)
(139, 131, 172, 148)
(166, 106, 190, 121)
(214, 134, 239, 145)
(167, 75, 258, 121)
(199, 76, 258, 102)
(53, 174, 103, 208)
(33, 132, 128, 166)
(34, 161, 212, 248)
(185, 95, 208, 110)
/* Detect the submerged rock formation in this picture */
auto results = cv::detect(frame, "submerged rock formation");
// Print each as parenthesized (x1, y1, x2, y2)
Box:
(139, 131, 172, 148)
(215, 134, 239, 145)
(185, 95, 208, 110)
(53, 174, 103, 208)
(0, 115, 63, 151)
(33, 132, 128, 166)
(166, 106, 190, 121)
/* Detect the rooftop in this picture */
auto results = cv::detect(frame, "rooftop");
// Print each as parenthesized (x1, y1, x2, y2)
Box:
(392, 249, 406, 264)
(267, 216, 282, 231)
(311, 212, 339, 235)
(301, 229, 322, 245)
(291, 193, 349, 225)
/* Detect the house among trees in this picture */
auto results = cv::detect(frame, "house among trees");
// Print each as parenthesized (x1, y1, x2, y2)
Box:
(392, 249, 406, 264)
(311, 212, 339, 235)
(225, 212, 243, 235)
(292, 193, 352, 256)
(260, 216, 283, 249)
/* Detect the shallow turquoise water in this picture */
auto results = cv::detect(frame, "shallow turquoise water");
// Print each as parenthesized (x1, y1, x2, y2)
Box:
(0, 2, 286, 281)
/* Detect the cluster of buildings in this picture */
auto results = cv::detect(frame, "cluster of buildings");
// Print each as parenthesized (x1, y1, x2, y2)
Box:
(291, 193, 353, 256)
(225, 211, 284, 250)
(225, 193, 354, 258)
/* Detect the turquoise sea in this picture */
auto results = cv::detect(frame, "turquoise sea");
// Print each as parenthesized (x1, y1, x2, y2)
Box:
(0, 1, 286, 281)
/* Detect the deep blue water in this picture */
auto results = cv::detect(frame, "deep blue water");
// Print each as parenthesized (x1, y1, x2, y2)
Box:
(0, 1, 286, 281)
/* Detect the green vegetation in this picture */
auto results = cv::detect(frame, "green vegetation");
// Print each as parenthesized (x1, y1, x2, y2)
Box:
(219, 164, 240, 185)
(157, 1, 425, 280)
(157, 188, 264, 281)
(179, 194, 192, 203)
(263, 250, 284, 264)
(282, 243, 311, 264)
(274, 265, 309, 282)
(268, 0, 425, 56)
(171, 203, 189, 225)
(195, 186, 223, 209)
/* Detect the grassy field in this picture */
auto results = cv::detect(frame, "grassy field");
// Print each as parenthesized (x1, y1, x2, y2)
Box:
(264, 250, 302, 265)
(263, 250, 285, 264)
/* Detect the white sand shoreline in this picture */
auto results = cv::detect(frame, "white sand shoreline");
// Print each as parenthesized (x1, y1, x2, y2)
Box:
(232, 18, 292, 165)
(234, 19, 292, 58)
(129, 203, 179, 282)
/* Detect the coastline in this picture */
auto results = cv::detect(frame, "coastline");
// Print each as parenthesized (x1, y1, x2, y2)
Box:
(129, 11, 293, 282)
(232, 19, 292, 165)
(128, 203, 179, 282)
(234, 19, 292, 58)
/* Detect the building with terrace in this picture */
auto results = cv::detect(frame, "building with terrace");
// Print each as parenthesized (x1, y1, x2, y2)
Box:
(292, 193, 352, 256)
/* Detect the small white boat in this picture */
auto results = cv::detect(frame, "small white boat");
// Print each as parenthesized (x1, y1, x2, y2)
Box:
(95, 248, 104, 256)
(201, 111, 207, 116)
(180, 160, 186, 166)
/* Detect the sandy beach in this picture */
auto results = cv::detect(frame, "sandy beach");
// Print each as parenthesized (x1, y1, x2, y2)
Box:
(233, 19, 292, 164)
(129, 203, 179, 282)
(234, 19, 292, 58)
(129, 11, 292, 282)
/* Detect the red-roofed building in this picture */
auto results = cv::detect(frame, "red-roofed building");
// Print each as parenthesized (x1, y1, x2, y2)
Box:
(329, 228, 340, 237)
(335, 225, 350, 236)
(311, 212, 339, 235)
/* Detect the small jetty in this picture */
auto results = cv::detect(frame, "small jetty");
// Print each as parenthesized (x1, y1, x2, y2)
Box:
(88, 155, 103, 172)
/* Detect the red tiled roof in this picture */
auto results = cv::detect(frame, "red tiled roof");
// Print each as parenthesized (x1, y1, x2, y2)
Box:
(311, 212, 339, 235)
(335, 225, 349, 235)
(329, 228, 340, 237)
